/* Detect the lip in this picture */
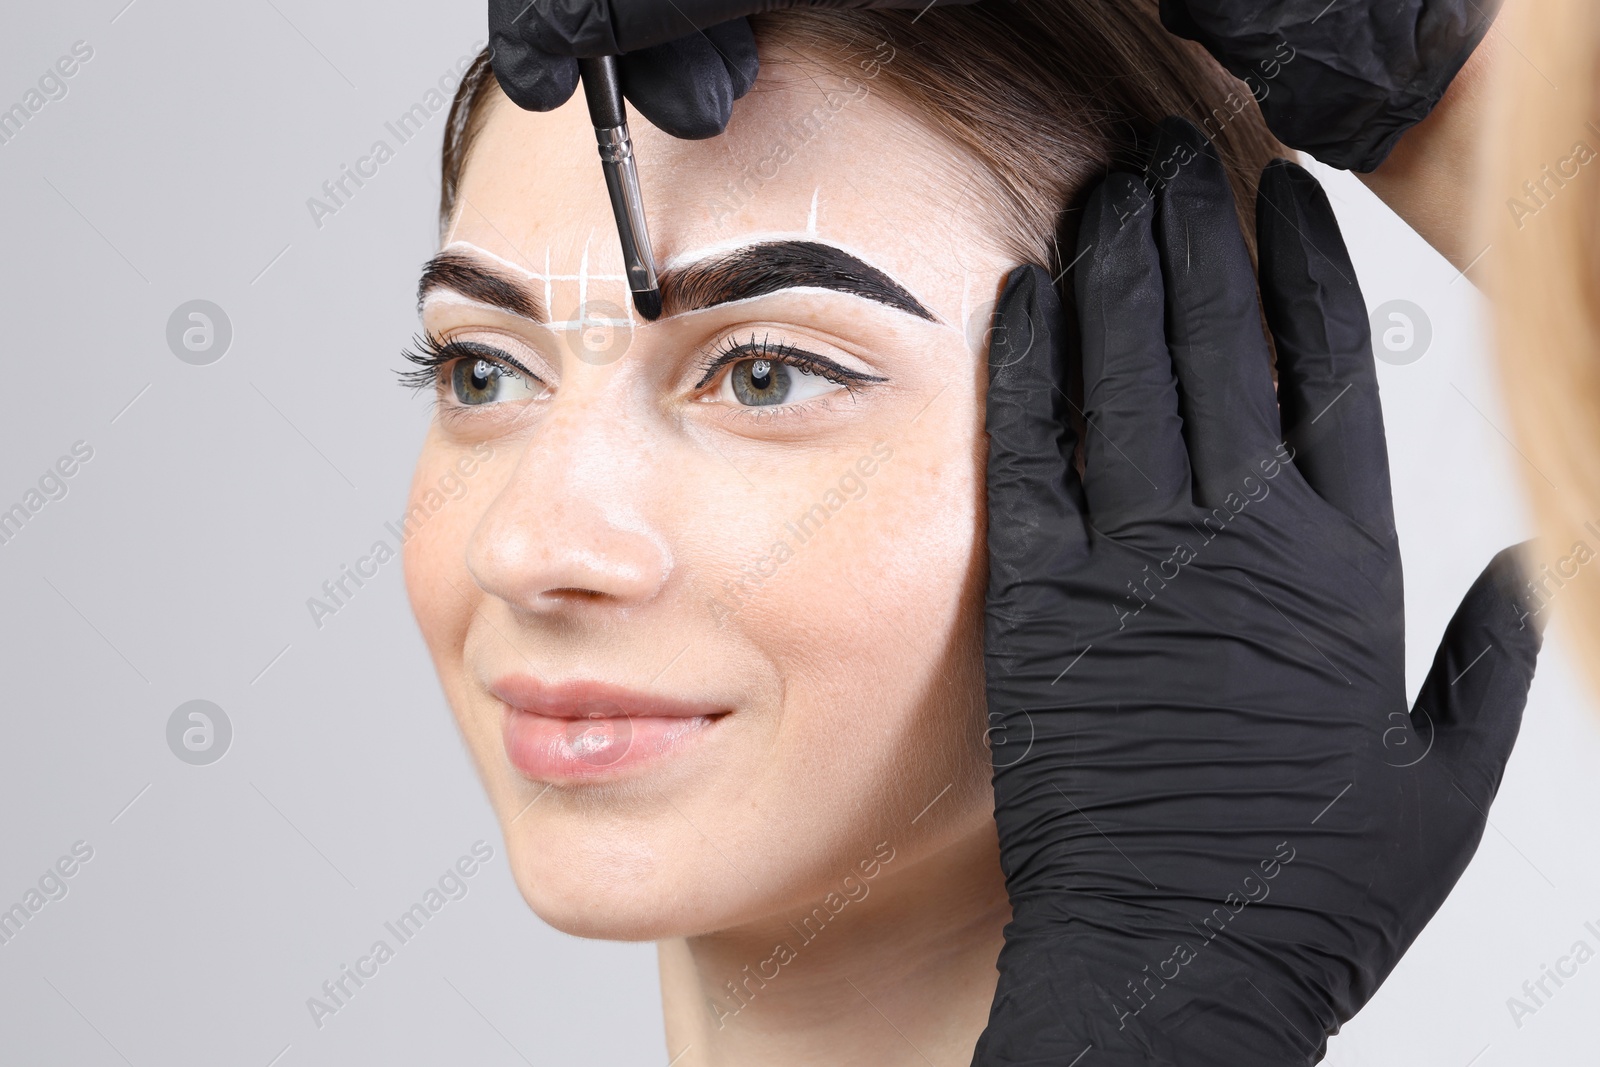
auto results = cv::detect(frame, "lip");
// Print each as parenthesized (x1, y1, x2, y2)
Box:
(491, 675, 728, 781)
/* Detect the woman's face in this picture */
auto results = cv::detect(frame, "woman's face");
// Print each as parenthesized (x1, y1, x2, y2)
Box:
(403, 54, 1016, 940)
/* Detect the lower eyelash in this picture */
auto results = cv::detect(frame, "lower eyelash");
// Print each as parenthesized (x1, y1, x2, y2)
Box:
(713, 398, 845, 427)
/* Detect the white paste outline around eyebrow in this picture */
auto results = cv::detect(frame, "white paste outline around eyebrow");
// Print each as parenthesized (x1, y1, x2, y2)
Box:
(445, 233, 926, 304)
(432, 238, 640, 331)
(420, 289, 636, 333)
(433, 235, 953, 330)
(420, 284, 947, 334)
(438, 239, 631, 285)
(658, 231, 946, 326)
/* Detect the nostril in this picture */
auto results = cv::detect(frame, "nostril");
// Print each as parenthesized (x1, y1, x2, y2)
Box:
(544, 587, 608, 602)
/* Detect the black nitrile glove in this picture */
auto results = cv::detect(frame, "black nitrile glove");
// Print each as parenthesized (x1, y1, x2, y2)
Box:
(1159, 0, 1498, 171)
(487, 0, 976, 138)
(973, 118, 1542, 1065)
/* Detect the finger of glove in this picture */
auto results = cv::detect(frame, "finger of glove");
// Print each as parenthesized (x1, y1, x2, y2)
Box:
(586, 0, 758, 54)
(986, 264, 1087, 590)
(706, 18, 759, 97)
(1413, 544, 1542, 810)
(1258, 159, 1395, 546)
(1150, 118, 1283, 508)
(619, 28, 750, 140)
(488, 27, 580, 113)
(1155, 0, 1204, 40)
(536, 0, 776, 54)
(1155, 2, 1497, 171)
(526, 0, 629, 54)
(1076, 172, 1192, 523)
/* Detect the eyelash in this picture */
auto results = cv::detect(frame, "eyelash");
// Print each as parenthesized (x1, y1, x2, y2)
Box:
(395, 331, 887, 411)
(693, 332, 885, 397)
(396, 333, 541, 395)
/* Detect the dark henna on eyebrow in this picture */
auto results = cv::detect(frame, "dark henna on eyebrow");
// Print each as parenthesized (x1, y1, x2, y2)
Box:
(659, 241, 935, 320)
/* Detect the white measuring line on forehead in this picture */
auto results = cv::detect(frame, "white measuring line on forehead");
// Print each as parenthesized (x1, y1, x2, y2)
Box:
(438, 236, 636, 330)
(545, 234, 636, 330)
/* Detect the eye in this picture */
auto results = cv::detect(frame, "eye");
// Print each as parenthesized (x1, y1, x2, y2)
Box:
(451, 356, 545, 406)
(696, 334, 883, 412)
(399, 335, 550, 409)
(722, 357, 842, 407)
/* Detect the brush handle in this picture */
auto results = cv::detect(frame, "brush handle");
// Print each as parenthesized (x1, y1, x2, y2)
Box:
(576, 57, 626, 130)
(578, 56, 660, 313)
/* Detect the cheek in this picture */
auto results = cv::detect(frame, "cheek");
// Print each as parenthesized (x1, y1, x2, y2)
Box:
(715, 398, 988, 798)
(635, 411, 989, 925)
(402, 443, 491, 686)
(688, 431, 982, 681)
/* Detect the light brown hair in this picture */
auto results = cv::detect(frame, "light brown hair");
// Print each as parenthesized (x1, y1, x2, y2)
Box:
(1482, 0, 1600, 696)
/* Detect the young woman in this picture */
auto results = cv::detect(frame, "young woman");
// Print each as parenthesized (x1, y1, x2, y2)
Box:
(399, 3, 1539, 1062)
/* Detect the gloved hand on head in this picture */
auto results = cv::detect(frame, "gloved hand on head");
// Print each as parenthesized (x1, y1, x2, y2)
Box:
(490, 0, 1494, 167)
(1158, 0, 1498, 170)
(973, 116, 1542, 1064)
(486, 0, 976, 139)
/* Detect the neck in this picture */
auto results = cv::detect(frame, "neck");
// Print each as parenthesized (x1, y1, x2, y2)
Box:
(657, 823, 1010, 1067)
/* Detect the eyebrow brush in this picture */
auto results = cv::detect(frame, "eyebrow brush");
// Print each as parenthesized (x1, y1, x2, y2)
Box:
(576, 57, 662, 321)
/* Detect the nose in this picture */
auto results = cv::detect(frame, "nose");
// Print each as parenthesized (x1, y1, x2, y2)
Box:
(465, 402, 673, 615)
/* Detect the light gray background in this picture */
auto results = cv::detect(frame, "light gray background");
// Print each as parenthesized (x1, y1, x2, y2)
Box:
(1, 2, 1595, 1065)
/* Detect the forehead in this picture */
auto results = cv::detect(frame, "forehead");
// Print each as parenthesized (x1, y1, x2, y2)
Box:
(447, 59, 1009, 325)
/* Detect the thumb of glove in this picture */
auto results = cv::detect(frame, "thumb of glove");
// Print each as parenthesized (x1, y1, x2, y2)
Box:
(1410, 542, 1543, 814)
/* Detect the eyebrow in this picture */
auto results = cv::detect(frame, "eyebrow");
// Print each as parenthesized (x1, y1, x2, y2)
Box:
(660, 240, 935, 321)
(416, 249, 545, 320)
(416, 240, 934, 323)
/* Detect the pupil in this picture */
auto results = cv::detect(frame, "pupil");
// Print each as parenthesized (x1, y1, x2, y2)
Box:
(731, 357, 789, 406)
(472, 359, 494, 386)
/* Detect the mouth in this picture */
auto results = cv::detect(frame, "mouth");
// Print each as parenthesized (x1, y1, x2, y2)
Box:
(490, 675, 730, 782)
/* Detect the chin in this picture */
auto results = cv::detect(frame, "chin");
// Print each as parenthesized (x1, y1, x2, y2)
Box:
(503, 825, 710, 942)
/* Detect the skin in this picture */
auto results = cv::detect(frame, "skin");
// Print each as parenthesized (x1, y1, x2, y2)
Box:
(402, 59, 1019, 1065)
(1355, 0, 1518, 271)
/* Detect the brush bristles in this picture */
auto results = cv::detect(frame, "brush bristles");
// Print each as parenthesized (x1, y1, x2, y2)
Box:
(633, 287, 662, 321)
